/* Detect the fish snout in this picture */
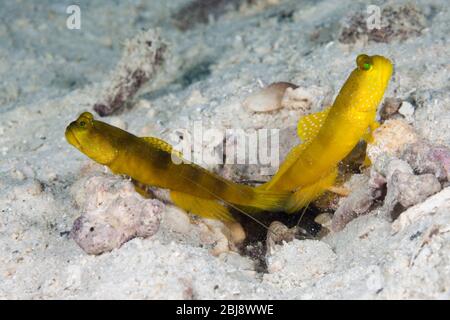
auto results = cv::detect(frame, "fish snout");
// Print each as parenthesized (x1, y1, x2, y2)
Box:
(65, 125, 81, 149)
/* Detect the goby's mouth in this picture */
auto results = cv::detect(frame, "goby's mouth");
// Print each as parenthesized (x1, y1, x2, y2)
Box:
(65, 126, 82, 150)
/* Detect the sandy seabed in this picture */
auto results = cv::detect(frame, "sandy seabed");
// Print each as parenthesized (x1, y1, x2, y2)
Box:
(0, 0, 449, 299)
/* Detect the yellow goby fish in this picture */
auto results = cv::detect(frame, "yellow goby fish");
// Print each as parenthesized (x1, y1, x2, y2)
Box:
(261, 54, 393, 213)
(65, 112, 290, 222)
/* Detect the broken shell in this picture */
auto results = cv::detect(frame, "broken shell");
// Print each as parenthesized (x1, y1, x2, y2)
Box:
(243, 82, 298, 112)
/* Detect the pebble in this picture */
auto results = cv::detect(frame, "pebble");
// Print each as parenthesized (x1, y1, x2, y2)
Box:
(382, 164, 441, 221)
(380, 97, 402, 120)
(398, 101, 415, 117)
(398, 101, 415, 123)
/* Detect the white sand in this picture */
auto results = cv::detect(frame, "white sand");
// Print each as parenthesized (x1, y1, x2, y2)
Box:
(1, 0, 449, 299)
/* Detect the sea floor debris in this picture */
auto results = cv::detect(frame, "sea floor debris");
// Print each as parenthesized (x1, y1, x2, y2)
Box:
(93, 29, 167, 117)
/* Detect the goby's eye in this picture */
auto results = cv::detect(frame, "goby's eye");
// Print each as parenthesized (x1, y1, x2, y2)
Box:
(79, 121, 86, 127)
(80, 112, 94, 120)
(356, 54, 372, 71)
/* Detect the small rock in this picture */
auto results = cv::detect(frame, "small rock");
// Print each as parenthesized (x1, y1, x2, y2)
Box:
(314, 212, 333, 227)
(368, 168, 387, 190)
(162, 205, 192, 234)
(385, 159, 414, 180)
(369, 144, 446, 223)
(398, 101, 415, 117)
(367, 119, 419, 163)
(392, 187, 450, 233)
(266, 221, 297, 255)
(196, 219, 242, 256)
(380, 97, 402, 121)
(332, 189, 374, 232)
(314, 213, 333, 237)
(382, 167, 441, 221)
(332, 175, 376, 232)
(396, 173, 441, 208)
(401, 141, 450, 182)
(398, 101, 415, 123)
(70, 174, 163, 255)
(243, 82, 298, 112)
(430, 146, 450, 181)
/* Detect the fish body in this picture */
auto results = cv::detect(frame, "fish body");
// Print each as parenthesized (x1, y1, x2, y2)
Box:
(65, 112, 290, 221)
(65, 54, 393, 220)
(262, 54, 393, 212)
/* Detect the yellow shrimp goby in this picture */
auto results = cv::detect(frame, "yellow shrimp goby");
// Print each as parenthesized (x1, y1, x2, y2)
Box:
(65, 112, 291, 221)
(261, 54, 393, 213)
